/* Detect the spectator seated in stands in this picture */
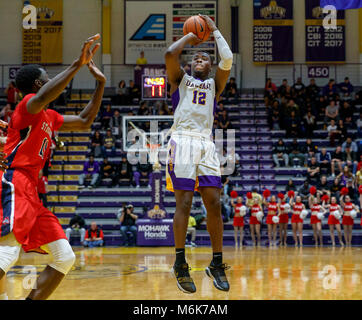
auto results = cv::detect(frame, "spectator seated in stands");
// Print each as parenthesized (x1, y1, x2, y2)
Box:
(118, 204, 138, 247)
(114, 80, 129, 105)
(322, 79, 338, 100)
(225, 87, 239, 105)
(331, 145, 343, 178)
(324, 100, 339, 125)
(114, 156, 133, 186)
(317, 147, 331, 175)
(138, 100, 151, 116)
(264, 78, 277, 97)
(337, 166, 355, 187)
(298, 180, 310, 205)
(4, 81, 19, 110)
(269, 100, 281, 130)
(305, 138, 318, 163)
(357, 111, 362, 137)
(337, 119, 348, 144)
(100, 157, 115, 187)
(278, 79, 288, 97)
(306, 78, 320, 100)
(272, 138, 289, 167)
(342, 145, 358, 175)
(220, 166, 231, 195)
(317, 175, 331, 198)
(221, 189, 231, 222)
(128, 80, 141, 105)
(218, 109, 231, 130)
(307, 157, 320, 185)
(330, 178, 341, 201)
(315, 96, 327, 121)
(225, 77, 237, 97)
(338, 77, 354, 100)
(186, 215, 197, 247)
(79, 155, 100, 189)
(134, 160, 153, 188)
(327, 119, 340, 147)
(91, 130, 103, 157)
(292, 77, 305, 96)
(342, 136, 358, 154)
(339, 101, 354, 122)
(65, 213, 86, 245)
(101, 129, 116, 158)
(84, 222, 104, 248)
(346, 180, 358, 204)
(303, 111, 316, 138)
(110, 109, 122, 139)
(100, 104, 114, 129)
(288, 138, 305, 168)
(285, 179, 297, 195)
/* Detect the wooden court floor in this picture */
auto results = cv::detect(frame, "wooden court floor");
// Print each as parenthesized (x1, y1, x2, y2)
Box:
(4, 246, 362, 300)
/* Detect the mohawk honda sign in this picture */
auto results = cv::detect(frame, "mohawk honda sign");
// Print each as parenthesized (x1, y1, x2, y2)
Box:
(136, 219, 174, 246)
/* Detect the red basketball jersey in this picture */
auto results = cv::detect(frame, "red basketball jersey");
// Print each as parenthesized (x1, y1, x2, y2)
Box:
(4, 94, 64, 185)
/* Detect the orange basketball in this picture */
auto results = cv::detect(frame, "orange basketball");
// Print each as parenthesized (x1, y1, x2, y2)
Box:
(183, 16, 211, 42)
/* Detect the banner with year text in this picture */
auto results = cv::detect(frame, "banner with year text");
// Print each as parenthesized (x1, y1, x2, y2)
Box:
(253, 0, 294, 64)
(305, 0, 345, 62)
(22, 0, 63, 64)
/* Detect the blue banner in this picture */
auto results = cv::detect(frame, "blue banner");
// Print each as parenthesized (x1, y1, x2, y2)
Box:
(320, 0, 362, 9)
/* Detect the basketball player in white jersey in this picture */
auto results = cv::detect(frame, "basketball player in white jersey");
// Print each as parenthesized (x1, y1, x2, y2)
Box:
(165, 14, 233, 293)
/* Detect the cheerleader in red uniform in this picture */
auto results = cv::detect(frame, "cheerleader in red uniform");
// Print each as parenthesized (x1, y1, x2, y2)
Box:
(263, 194, 278, 247)
(231, 196, 245, 248)
(323, 196, 344, 246)
(340, 195, 360, 246)
(247, 197, 263, 246)
(289, 195, 306, 247)
(308, 194, 326, 247)
(277, 193, 289, 246)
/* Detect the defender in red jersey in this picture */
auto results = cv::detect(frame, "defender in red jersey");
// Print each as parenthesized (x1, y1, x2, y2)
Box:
(263, 195, 278, 247)
(0, 34, 106, 300)
(322, 196, 344, 246)
(308, 195, 326, 247)
(340, 195, 360, 246)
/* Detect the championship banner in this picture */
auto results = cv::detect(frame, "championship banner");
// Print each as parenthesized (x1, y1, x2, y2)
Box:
(22, 0, 63, 64)
(253, 0, 294, 64)
(124, 0, 217, 64)
(306, 0, 346, 62)
(320, 0, 362, 9)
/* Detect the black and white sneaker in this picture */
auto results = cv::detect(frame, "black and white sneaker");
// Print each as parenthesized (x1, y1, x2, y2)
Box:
(205, 263, 230, 292)
(172, 263, 196, 294)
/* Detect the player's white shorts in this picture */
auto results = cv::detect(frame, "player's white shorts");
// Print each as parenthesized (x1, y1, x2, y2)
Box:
(166, 131, 222, 192)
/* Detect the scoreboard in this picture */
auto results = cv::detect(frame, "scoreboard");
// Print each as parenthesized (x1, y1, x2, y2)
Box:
(142, 76, 167, 100)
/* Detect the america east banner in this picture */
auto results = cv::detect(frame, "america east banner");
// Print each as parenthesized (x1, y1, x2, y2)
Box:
(306, 0, 346, 62)
(253, 0, 294, 64)
(22, 0, 63, 64)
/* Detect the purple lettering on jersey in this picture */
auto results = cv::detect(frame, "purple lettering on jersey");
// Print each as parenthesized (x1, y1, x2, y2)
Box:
(171, 88, 180, 112)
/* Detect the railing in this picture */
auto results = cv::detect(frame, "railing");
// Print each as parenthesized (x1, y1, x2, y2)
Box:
(265, 63, 362, 88)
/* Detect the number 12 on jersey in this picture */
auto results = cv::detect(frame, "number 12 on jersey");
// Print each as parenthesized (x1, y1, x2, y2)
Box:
(192, 90, 206, 105)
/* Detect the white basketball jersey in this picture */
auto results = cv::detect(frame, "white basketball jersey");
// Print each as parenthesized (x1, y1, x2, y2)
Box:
(171, 73, 216, 135)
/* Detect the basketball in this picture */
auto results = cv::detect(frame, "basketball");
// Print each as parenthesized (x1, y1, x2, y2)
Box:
(183, 15, 211, 42)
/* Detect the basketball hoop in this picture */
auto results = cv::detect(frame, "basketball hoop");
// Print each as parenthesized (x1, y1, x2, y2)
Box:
(146, 143, 161, 166)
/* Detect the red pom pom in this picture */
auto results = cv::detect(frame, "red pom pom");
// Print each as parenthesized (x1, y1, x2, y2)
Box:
(341, 187, 349, 196)
(230, 190, 238, 198)
(246, 192, 252, 199)
(278, 193, 284, 200)
(359, 185, 362, 195)
(263, 189, 271, 198)
(309, 186, 317, 195)
(287, 190, 295, 198)
(321, 194, 329, 202)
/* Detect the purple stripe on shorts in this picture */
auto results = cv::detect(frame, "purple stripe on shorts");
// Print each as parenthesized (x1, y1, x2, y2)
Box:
(171, 88, 180, 112)
(198, 175, 222, 189)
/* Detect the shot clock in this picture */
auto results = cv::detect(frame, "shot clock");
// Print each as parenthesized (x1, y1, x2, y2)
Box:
(142, 75, 167, 100)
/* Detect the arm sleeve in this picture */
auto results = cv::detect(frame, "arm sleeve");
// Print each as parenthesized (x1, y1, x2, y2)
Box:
(10, 94, 42, 130)
(213, 30, 233, 71)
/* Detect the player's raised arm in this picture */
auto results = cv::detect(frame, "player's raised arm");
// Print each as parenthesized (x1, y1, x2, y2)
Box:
(60, 60, 106, 131)
(165, 33, 201, 92)
(27, 34, 101, 115)
(199, 14, 233, 101)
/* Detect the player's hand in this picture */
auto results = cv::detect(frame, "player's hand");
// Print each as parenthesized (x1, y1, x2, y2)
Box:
(187, 32, 202, 46)
(77, 34, 101, 66)
(87, 60, 107, 83)
(198, 14, 217, 32)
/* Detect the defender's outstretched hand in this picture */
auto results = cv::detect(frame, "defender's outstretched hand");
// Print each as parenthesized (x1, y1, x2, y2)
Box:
(87, 60, 106, 83)
(78, 34, 101, 66)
